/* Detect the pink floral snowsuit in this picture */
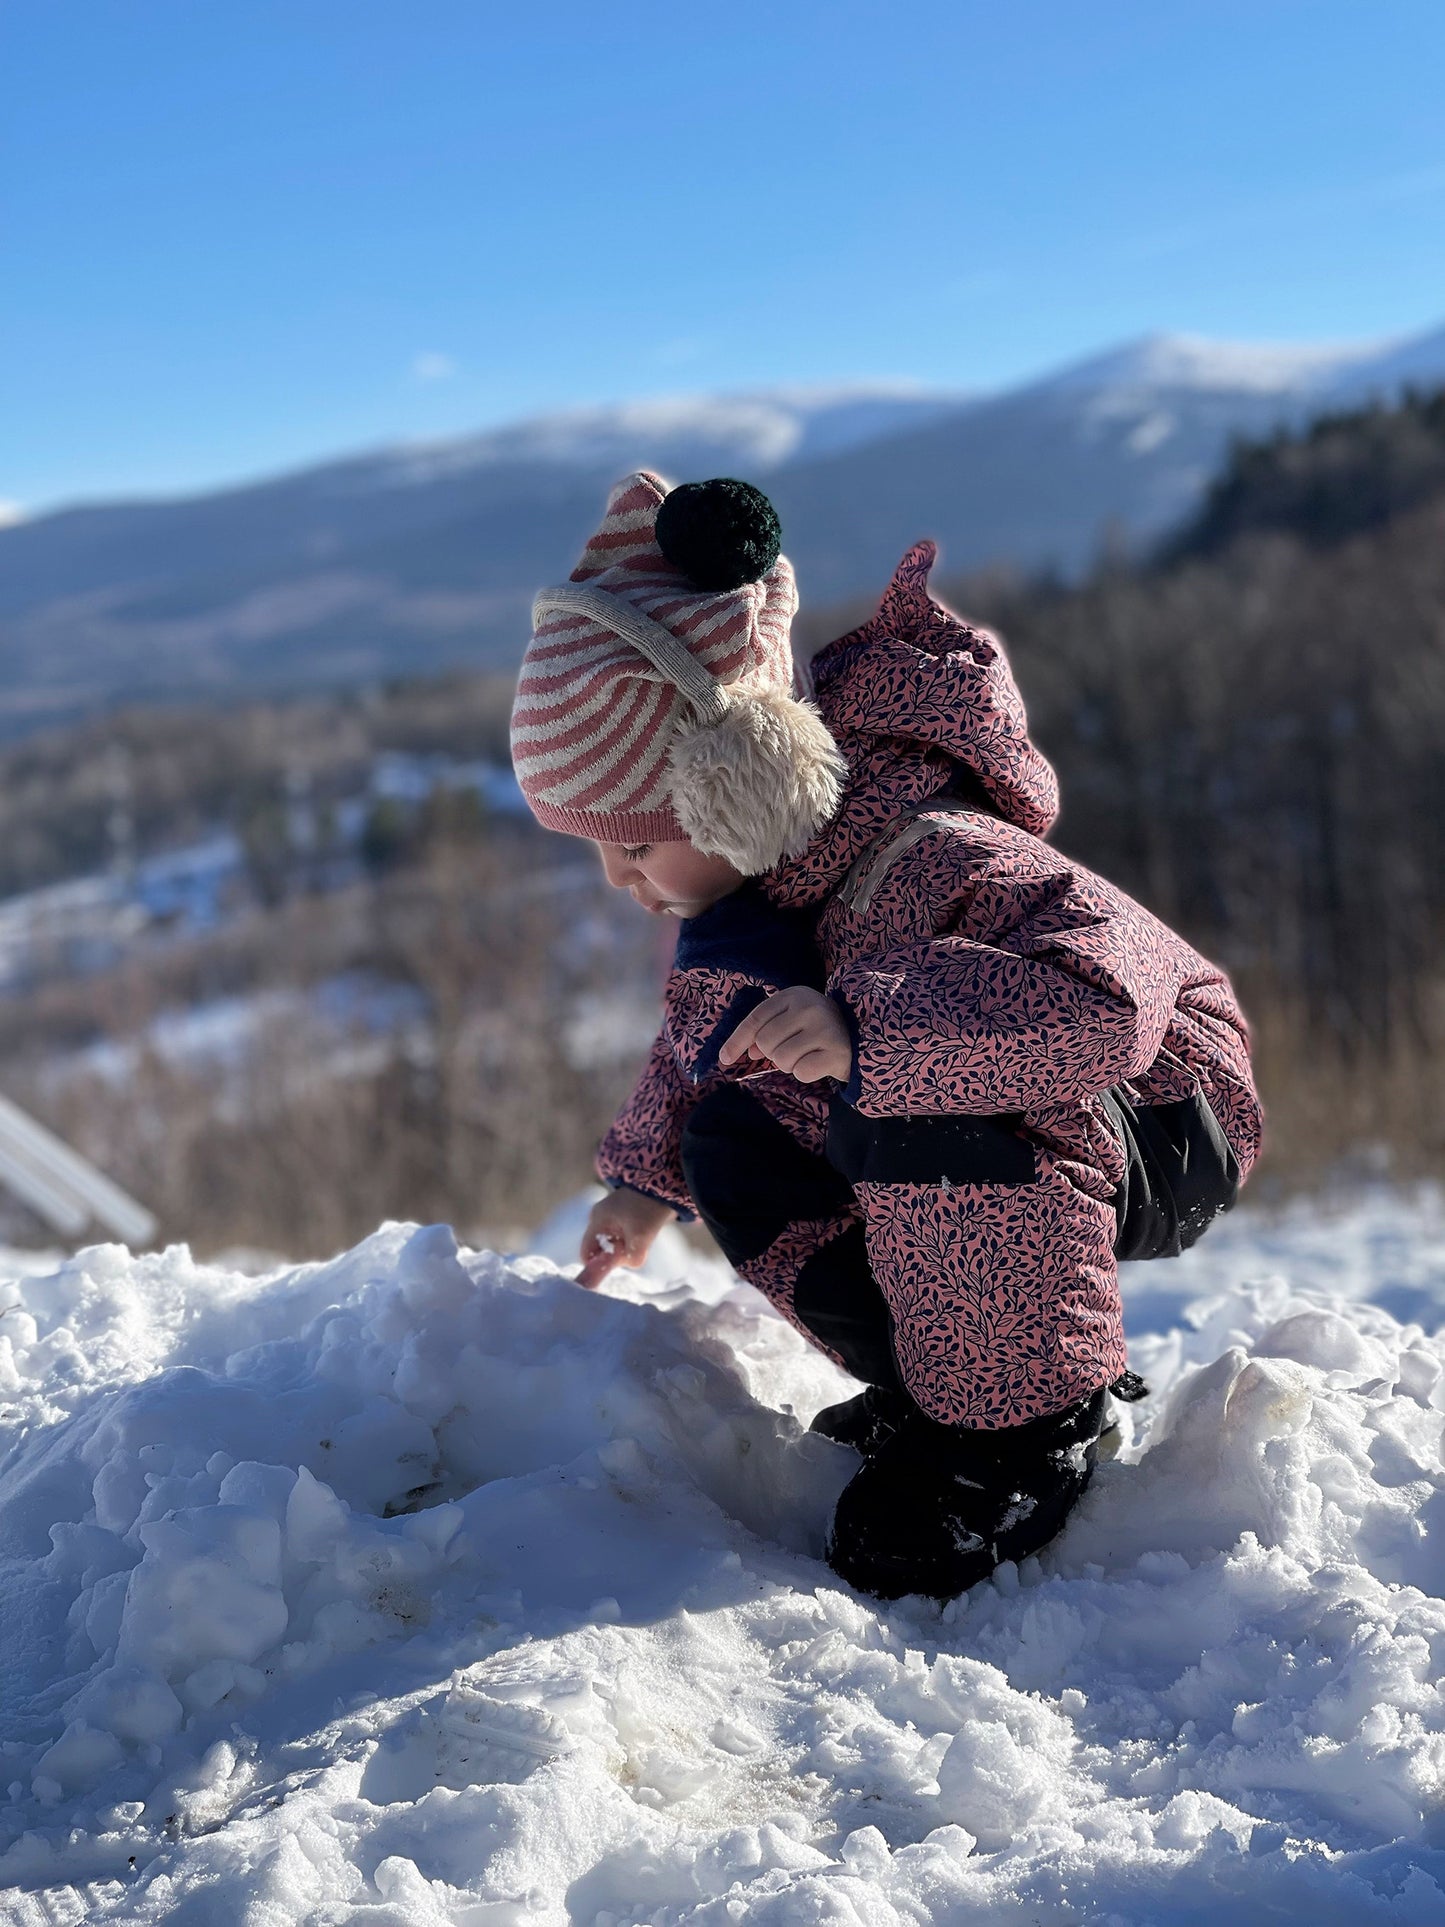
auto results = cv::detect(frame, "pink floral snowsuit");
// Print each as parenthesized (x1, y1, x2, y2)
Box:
(598, 543, 1263, 1428)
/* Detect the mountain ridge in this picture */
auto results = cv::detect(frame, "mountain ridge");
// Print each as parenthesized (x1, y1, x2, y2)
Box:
(1, 323, 1442, 734)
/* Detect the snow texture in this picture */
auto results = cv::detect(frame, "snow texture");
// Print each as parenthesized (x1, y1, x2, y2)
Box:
(2, 1190, 1444, 1923)
(362, 389, 963, 493)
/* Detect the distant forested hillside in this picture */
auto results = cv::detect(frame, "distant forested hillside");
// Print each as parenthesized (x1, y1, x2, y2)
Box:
(0, 671, 516, 901)
(936, 388, 1445, 1180)
(1166, 385, 1445, 555)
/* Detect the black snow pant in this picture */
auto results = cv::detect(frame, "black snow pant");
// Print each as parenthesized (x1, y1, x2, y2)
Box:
(680, 1083, 1109, 1602)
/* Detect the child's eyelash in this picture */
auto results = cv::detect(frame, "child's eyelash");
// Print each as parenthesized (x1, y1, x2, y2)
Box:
(622, 844, 651, 860)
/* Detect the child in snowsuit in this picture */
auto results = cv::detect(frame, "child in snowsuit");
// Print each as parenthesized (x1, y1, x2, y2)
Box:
(510, 471, 1263, 1602)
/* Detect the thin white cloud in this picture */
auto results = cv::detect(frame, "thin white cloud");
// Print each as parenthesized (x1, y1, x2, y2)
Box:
(0, 500, 27, 528)
(411, 352, 458, 382)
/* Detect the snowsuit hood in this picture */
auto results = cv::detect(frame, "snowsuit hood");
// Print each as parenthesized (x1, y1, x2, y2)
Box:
(767, 541, 1059, 907)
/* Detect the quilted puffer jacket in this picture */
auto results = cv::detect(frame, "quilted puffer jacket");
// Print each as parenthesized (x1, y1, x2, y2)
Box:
(598, 543, 1262, 1426)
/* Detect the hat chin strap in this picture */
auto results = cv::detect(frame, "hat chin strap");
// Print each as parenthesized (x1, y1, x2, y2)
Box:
(531, 585, 730, 724)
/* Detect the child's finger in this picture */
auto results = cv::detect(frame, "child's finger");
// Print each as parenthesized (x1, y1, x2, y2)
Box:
(748, 1005, 815, 1063)
(575, 1221, 622, 1287)
(720, 989, 810, 1066)
(576, 1232, 623, 1289)
(576, 1251, 616, 1289)
(717, 999, 768, 1066)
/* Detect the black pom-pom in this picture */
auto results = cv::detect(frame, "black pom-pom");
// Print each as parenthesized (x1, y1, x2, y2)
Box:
(655, 478, 782, 592)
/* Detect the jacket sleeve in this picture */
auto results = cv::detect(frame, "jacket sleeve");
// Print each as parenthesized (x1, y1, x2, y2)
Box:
(830, 846, 1191, 1117)
(595, 1028, 701, 1220)
(664, 882, 827, 1085)
(595, 888, 828, 1213)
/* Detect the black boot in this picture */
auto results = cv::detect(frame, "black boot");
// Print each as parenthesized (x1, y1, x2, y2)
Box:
(825, 1390, 1109, 1602)
(808, 1385, 911, 1456)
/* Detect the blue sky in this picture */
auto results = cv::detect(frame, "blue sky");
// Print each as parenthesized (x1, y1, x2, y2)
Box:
(4, 0, 1443, 513)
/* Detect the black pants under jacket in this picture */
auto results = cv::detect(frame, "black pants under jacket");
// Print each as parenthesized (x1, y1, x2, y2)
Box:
(680, 1083, 1109, 1601)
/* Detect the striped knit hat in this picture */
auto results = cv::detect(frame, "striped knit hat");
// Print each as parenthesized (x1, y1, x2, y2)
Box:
(510, 470, 845, 875)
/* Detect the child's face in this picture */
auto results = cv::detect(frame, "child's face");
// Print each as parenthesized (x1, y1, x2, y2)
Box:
(594, 838, 743, 919)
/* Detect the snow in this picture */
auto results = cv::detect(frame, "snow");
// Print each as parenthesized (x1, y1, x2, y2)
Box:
(345, 320, 1445, 503)
(1037, 331, 1383, 397)
(2, 1192, 1444, 1922)
(47, 974, 430, 1099)
(0, 754, 524, 1001)
(367, 753, 524, 816)
(360, 387, 965, 493)
(1328, 322, 1445, 406)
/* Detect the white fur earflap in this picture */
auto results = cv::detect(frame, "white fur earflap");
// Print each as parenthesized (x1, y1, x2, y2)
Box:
(667, 687, 847, 875)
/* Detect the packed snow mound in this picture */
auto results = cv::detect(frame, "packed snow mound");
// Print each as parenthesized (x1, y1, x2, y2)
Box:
(1, 1206, 1444, 1923)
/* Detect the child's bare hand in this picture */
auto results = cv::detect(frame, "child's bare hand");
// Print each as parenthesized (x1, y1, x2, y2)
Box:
(576, 1188, 673, 1289)
(717, 986, 854, 1084)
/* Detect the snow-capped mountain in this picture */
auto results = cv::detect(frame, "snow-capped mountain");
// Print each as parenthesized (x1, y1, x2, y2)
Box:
(0, 324, 1442, 730)
(769, 321, 1445, 597)
(1326, 319, 1445, 401)
(0, 386, 961, 612)
(347, 386, 967, 494)
(1031, 330, 1368, 396)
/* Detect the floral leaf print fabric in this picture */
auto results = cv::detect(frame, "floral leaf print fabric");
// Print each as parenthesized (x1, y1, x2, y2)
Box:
(596, 1030, 702, 1219)
(829, 821, 1195, 1117)
(855, 1173, 1126, 1426)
